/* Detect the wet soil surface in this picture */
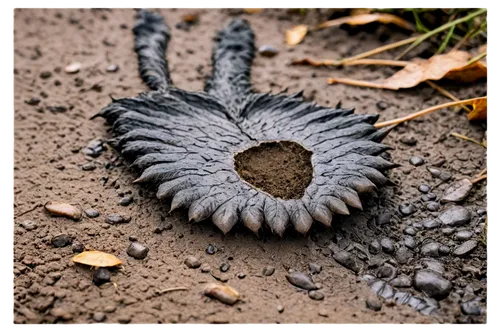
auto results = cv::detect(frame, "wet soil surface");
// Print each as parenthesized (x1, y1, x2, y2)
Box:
(14, 9, 486, 323)
(234, 141, 313, 200)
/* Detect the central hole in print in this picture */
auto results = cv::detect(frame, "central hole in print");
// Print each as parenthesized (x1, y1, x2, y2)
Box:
(234, 141, 313, 200)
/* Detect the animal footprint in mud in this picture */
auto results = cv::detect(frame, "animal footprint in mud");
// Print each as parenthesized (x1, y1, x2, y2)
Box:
(93, 9, 396, 236)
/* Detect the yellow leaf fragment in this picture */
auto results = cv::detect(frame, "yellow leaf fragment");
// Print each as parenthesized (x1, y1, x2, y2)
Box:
(285, 25, 308, 46)
(72, 250, 123, 267)
(44, 201, 82, 221)
(315, 13, 415, 31)
(244, 9, 263, 14)
(468, 98, 487, 121)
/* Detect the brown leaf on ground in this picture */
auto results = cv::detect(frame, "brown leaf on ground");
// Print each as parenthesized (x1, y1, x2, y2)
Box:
(315, 13, 415, 31)
(286, 24, 308, 45)
(72, 250, 123, 267)
(244, 9, 263, 14)
(468, 98, 487, 121)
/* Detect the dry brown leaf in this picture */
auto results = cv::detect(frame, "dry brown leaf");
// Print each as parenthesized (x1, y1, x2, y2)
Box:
(286, 25, 308, 45)
(468, 98, 487, 121)
(182, 13, 199, 23)
(244, 9, 263, 14)
(445, 61, 487, 83)
(315, 13, 415, 31)
(72, 250, 123, 267)
(350, 8, 373, 16)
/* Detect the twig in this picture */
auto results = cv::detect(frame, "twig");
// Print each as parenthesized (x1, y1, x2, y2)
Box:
(343, 59, 409, 67)
(476, 167, 487, 178)
(436, 24, 456, 54)
(472, 174, 487, 184)
(426, 81, 471, 112)
(451, 22, 486, 51)
(450, 132, 487, 148)
(395, 8, 487, 60)
(14, 203, 42, 218)
(467, 52, 487, 66)
(157, 287, 189, 294)
(374, 97, 486, 128)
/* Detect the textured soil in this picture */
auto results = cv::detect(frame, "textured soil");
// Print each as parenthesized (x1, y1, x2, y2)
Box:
(14, 8, 486, 324)
(234, 141, 313, 199)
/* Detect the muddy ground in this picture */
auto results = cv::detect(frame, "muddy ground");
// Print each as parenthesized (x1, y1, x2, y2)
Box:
(14, 8, 486, 323)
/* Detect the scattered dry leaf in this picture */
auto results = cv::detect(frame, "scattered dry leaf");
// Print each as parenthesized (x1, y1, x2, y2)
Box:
(182, 13, 199, 23)
(44, 201, 82, 221)
(315, 13, 415, 31)
(203, 283, 240, 305)
(445, 60, 487, 83)
(285, 24, 308, 46)
(244, 9, 263, 14)
(468, 98, 487, 121)
(72, 250, 122, 267)
(441, 179, 473, 203)
(350, 8, 373, 16)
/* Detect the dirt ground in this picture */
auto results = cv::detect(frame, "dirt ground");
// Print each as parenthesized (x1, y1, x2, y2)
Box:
(14, 8, 486, 324)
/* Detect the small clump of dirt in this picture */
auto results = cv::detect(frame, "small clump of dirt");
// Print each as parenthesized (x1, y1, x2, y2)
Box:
(234, 141, 313, 199)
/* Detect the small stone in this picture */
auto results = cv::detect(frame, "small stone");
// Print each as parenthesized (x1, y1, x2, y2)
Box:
(92, 267, 111, 286)
(40, 71, 52, 79)
(203, 283, 239, 305)
(200, 263, 211, 273)
(376, 264, 395, 279)
(376, 101, 388, 111)
(119, 197, 133, 206)
(366, 295, 382, 311)
(286, 272, 318, 290)
(426, 202, 440, 212)
(20, 219, 37, 231)
(25, 97, 41, 106)
(106, 64, 119, 72)
(400, 136, 417, 146)
(206, 244, 217, 255)
(81, 163, 96, 171)
(93, 312, 107, 322)
(47, 105, 67, 113)
(413, 270, 452, 300)
(477, 208, 487, 216)
(82, 139, 106, 157)
(263, 265, 275, 276)
(421, 242, 440, 257)
(418, 184, 430, 193)
(308, 263, 322, 274)
(368, 240, 381, 254)
(277, 305, 284, 313)
(318, 309, 328, 317)
(438, 206, 471, 227)
(454, 230, 473, 241)
(404, 236, 416, 249)
(65, 62, 81, 73)
(390, 275, 412, 288)
(45, 201, 82, 221)
(184, 256, 201, 268)
(404, 227, 416, 236)
(423, 219, 441, 229)
(409, 156, 425, 166)
(399, 203, 416, 216)
(460, 299, 482, 316)
(422, 259, 444, 274)
(258, 45, 279, 57)
(377, 212, 392, 225)
(126, 242, 149, 259)
(50, 308, 73, 321)
(71, 241, 85, 253)
(51, 234, 71, 248)
(220, 263, 230, 272)
(84, 208, 99, 218)
(439, 172, 452, 182)
(453, 240, 478, 257)
(105, 213, 131, 225)
(395, 246, 413, 264)
(422, 193, 437, 202)
(441, 179, 473, 203)
(308, 290, 324, 301)
(438, 245, 450, 255)
(380, 238, 395, 254)
(237, 272, 246, 279)
(333, 250, 361, 273)
(442, 227, 454, 236)
(427, 167, 441, 178)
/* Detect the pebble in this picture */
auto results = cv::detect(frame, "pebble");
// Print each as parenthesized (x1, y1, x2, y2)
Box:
(82, 163, 96, 171)
(442, 227, 455, 236)
(200, 263, 211, 273)
(421, 242, 440, 257)
(368, 240, 381, 254)
(423, 219, 441, 229)
(376, 101, 388, 111)
(126, 242, 149, 259)
(51, 234, 71, 248)
(439, 245, 450, 255)
(422, 193, 437, 202)
(106, 64, 119, 72)
(277, 305, 284, 313)
(454, 230, 473, 241)
(92, 312, 107, 322)
(47, 105, 68, 113)
(404, 236, 417, 249)
(377, 212, 392, 225)
(366, 295, 382, 311)
(258, 45, 279, 57)
(426, 202, 440, 212)
(64, 62, 81, 73)
(44, 201, 82, 221)
(380, 238, 395, 253)
(399, 203, 416, 216)
(119, 197, 133, 206)
(308, 263, 322, 274)
(376, 264, 395, 279)
(413, 269, 452, 300)
(25, 97, 41, 106)
(263, 265, 275, 276)
(427, 167, 441, 178)
(400, 136, 417, 146)
(390, 275, 412, 288)
(409, 156, 425, 166)
(308, 290, 324, 301)
(404, 227, 416, 236)
(20, 219, 38, 231)
(105, 214, 131, 225)
(286, 272, 318, 290)
(333, 250, 361, 273)
(237, 272, 246, 279)
(92, 268, 111, 286)
(203, 283, 239, 305)
(477, 208, 487, 216)
(395, 246, 413, 264)
(40, 71, 52, 79)
(422, 259, 445, 274)
(83, 139, 106, 157)
(460, 299, 482, 316)
(438, 206, 471, 227)
(184, 256, 201, 268)
(220, 263, 230, 272)
(441, 179, 473, 203)
(453, 240, 478, 257)
(206, 244, 217, 255)
(71, 241, 85, 253)
(418, 184, 430, 193)
(84, 208, 100, 218)
(439, 172, 452, 182)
